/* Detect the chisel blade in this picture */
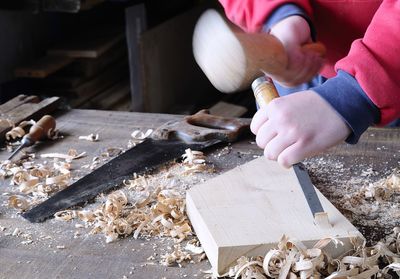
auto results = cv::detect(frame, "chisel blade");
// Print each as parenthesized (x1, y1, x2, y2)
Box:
(23, 138, 218, 223)
(293, 163, 325, 217)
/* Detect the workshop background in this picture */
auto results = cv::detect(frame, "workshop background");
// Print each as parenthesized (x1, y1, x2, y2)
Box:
(1, 1, 400, 279)
(0, 0, 255, 116)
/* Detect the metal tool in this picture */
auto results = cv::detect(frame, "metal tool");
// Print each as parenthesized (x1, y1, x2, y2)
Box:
(22, 110, 250, 222)
(8, 115, 56, 160)
(251, 76, 325, 218)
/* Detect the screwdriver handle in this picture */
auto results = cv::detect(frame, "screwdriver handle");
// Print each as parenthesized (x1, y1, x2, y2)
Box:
(26, 115, 56, 143)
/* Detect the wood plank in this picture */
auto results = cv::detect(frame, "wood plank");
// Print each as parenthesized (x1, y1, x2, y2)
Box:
(14, 56, 75, 78)
(79, 79, 130, 110)
(66, 62, 128, 108)
(0, 95, 39, 113)
(186, 156, 361, 275)
(0, 96, 60, 144)
(47, 29, 124, 58)
(61, 43, 127, 78)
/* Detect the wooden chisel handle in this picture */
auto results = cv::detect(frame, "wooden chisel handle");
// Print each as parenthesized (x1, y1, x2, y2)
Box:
(251, 76, 280, 108)
(26, 115, 56, 143)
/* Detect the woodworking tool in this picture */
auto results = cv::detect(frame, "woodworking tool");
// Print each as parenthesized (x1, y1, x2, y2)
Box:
(251, 76, 326, 219)
(192, 9, 326, 93)
(8, 115, 56, 160)
(22, 110, 250, 222)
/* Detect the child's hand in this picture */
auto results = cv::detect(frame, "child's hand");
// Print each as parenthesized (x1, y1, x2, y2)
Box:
(269, 16, 324, 87)
(250, 90, 351, 167)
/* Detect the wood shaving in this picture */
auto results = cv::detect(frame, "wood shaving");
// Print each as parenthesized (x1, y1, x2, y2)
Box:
(361, 170, 400, 202)
(40, 149, 86, 162)
(52, 149, 211, 244)
(1, 149, 86, 211)
(78, 133, 99, 142)
(182, 149, 208, 174)
(128, 129, 153, 148)
(161, 244, 192, 267)
(5, 120, 35, 141)
(205, 228, 400, 279)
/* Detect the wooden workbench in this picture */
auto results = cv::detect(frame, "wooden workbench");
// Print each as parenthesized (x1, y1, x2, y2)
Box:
(0, 109, 399, 279)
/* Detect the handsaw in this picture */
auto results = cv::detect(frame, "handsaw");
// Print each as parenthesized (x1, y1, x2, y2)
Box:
(22, 110, 251, 222)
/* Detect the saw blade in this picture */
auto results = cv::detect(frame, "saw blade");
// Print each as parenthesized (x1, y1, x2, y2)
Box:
(23, 138, 218, 223)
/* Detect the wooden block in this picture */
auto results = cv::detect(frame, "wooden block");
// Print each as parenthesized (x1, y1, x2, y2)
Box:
(47, 29, 124, 58)
(186, 157, 362, 275)
(15, 56, 75, 78)
(0, 95, 60, 143)
(208, 101, 247, 117)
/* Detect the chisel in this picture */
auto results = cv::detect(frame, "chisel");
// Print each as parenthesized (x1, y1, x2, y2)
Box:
(8, 115, 56, 160)
(251, 76, 330, 225)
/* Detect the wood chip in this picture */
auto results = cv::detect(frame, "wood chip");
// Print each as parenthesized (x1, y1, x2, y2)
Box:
(79, 133, 99, 142)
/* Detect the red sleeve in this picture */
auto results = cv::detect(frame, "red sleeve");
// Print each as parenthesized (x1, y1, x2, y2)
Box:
(335, 0, 400, 125)
(218, 0, 313, 33)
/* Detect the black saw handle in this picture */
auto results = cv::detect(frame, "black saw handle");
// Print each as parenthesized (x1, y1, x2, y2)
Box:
(151, 109, 251, 143)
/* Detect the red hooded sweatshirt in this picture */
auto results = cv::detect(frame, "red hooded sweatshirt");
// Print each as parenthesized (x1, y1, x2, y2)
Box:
(219, 0, 400, 127)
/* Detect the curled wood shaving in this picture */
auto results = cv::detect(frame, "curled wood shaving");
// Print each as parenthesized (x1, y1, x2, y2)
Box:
(362, 170, 400, 201)
(161, 244, 192, 267)
(131, 129, 153, 140)
(8, 195, 30, 211)
(54, 162, 202, 244)
(54, 210, 76, 221)
(207, 227, 400, 279)
(128, 129, 153, 148)
(79, 133, 99, 142)
(40, 149, 86, 162)
(182, 149, 208, 174)
(2, 150, 79, 211)
(5, 120, 35, 141)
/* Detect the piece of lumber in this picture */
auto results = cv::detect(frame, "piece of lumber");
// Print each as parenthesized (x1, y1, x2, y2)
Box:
(65, 61, 128, 108)
(208, 101, 247, 117)
(79, 79, 130, 110)
(0, 95, 60, 144)
(47, 28, 124, 58)
(61, 43, 127, 78)
(14, 56, 75, 78)
(186, 156, 362, 275)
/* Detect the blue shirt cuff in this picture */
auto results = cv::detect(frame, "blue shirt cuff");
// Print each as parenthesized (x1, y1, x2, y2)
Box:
(312, 70, 380, 144)
(262, 4, 316, 41)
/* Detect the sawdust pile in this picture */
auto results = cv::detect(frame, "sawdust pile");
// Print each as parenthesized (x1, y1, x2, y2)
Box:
(208, 228, 400, 279)
(53, 149, 212, 244)
(2, 149, 85, 211)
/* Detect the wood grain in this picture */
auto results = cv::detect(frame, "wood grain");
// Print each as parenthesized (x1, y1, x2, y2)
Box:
(0, 109, 399, 278)
(187, 156, 361, 274)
